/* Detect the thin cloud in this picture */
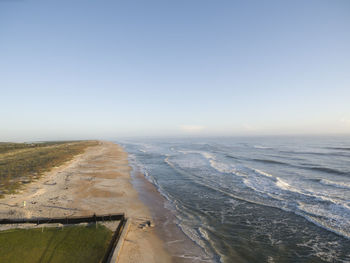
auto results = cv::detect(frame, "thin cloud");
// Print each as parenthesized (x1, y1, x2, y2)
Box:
(242, 123, 258, 131)
(180, 125, 205, 133)
(340, 118, 350, 126)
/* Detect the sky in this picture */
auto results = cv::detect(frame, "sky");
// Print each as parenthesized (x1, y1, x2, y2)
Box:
(1, 0, 350, 141)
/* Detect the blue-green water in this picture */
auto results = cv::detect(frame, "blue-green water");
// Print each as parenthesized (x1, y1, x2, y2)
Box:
(120, 136, 350, 263)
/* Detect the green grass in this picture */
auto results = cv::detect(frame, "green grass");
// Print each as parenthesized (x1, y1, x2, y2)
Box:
(0, 141, 98, 197)
(0, 224, 113, 263)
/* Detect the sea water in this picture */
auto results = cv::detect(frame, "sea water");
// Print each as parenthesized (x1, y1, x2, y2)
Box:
(119, 136, 350, 263)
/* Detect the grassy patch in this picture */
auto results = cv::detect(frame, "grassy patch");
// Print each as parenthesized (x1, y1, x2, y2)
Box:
(0, 141, 98, 197)
(0, 224, 113, 263)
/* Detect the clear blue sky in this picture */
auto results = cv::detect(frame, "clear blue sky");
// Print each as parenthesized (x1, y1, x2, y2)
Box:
(1, 0, 349, 141)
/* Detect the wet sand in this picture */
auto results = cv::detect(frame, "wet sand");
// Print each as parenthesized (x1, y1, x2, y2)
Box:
(131, 171, 211, 262)
(0, 141, 171, 263)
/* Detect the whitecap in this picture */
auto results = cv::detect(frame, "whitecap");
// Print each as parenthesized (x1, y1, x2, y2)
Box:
(319, 179, 350, 190)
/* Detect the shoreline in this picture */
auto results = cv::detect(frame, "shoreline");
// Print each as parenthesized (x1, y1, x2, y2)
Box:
(0, 141, 171, 263)
(130, 167, 211, 263)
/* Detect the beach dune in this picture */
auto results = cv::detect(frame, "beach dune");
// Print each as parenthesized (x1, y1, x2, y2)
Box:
(0, 141, 171, 263)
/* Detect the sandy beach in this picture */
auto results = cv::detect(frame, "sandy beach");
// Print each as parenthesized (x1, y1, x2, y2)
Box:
(0, 141, 171, 263)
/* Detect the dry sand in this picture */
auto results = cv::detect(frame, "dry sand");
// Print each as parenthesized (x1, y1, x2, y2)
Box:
(0, 141, 171, 263)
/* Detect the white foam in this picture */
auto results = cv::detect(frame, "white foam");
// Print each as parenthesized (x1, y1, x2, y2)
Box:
(172, 152, 350, 240)
(296, 206, 350, 240)
(319, 179, 350, 190)
(178, 150, 216, 161)
(238, 168, 350, 239)
(177, 223, 213, 258)
(275, 178, 292, 190)
(209, 160, 235, 174)
(254, 145, 272, 149)
(126, 140, 350, 258)
(296, 238, 343, 263)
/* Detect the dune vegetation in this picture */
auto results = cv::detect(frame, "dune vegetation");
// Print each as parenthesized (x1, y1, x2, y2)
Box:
(0, 141, 98, 197)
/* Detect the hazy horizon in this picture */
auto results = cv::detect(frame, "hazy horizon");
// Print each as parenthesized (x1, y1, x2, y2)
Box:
(1, 0, 349, 141)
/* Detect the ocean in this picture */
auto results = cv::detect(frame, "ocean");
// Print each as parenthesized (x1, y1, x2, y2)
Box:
(119, 136, 350, 263)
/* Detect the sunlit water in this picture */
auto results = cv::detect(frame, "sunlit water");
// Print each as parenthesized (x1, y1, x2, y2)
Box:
(120, 136, 350, 263)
